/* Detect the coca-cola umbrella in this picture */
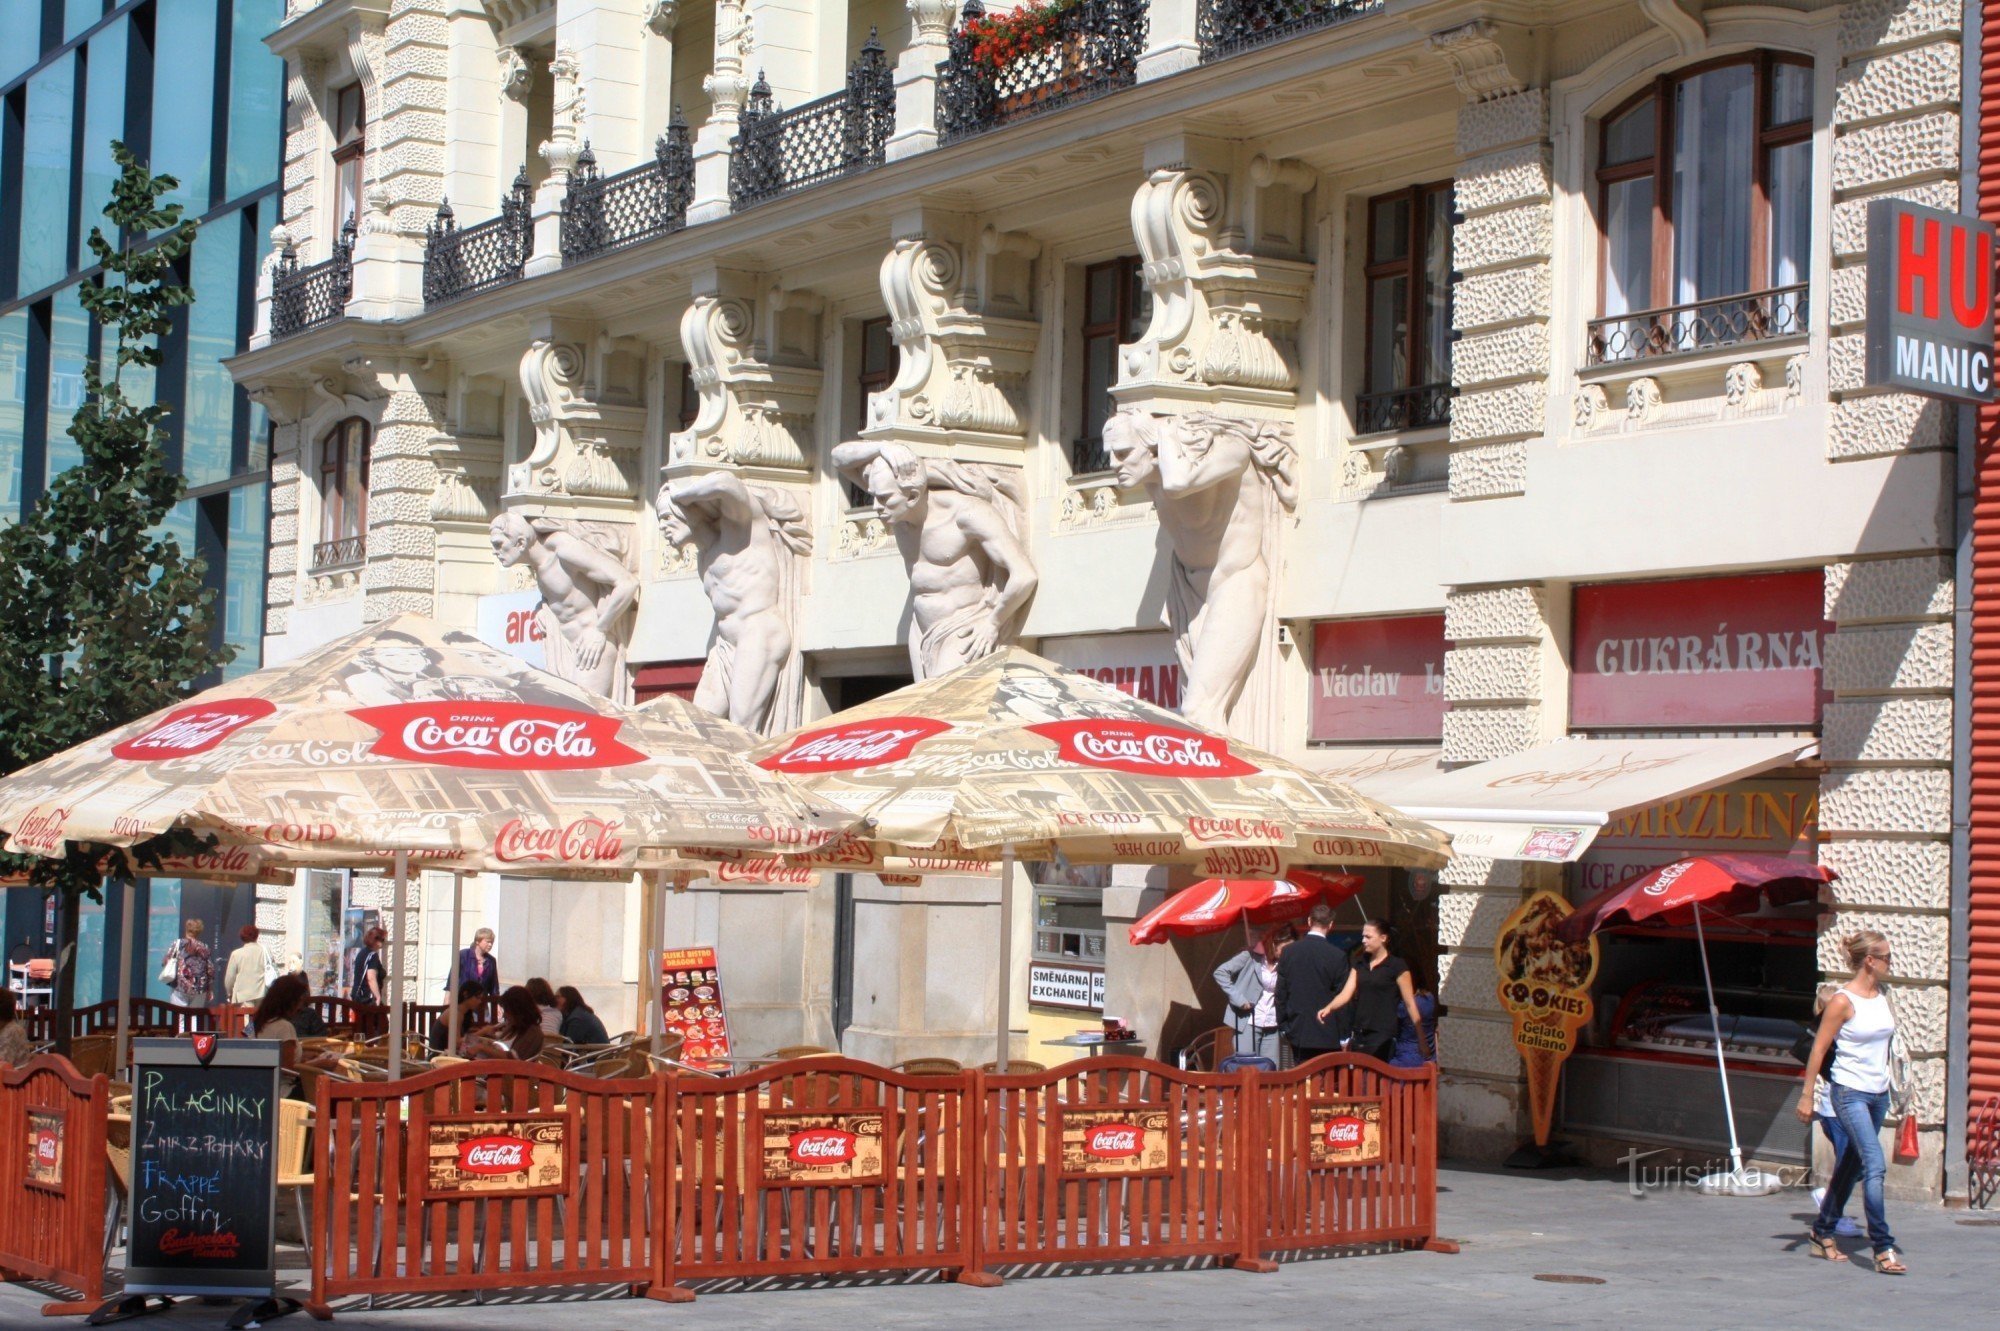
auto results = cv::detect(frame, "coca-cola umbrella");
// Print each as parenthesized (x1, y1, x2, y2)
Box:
(1127, 871, 1364, 945)
(1556, 853, 1836, 1194)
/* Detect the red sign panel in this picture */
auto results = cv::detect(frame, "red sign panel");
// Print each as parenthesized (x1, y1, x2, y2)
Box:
(1027, 719, 1260, 778)
(758, 717, 952, 772)
(1865, 199, 1998, 402)
(112, 697, 276, 760)
(1571, 573, 1827, 729)
(353, 702, 646, 769)
(1310, 615, 1447, 742)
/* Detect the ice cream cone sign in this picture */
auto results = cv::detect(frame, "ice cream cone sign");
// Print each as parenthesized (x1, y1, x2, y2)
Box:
(1493, 890, 1600, 1147)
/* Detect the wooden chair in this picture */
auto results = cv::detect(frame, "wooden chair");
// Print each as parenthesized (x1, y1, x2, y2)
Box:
(69, 1033, 117, 1079)
(1180, 1025, 1235, 1072)
(764, 1045, 836, 1061)
(978, 1059, 1046, 1074)
(103, 1111, 131, 1265)
(894, 1057, 963, 1076)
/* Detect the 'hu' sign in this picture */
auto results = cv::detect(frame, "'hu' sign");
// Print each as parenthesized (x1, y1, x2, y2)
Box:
(1865, 199, 1997, 403)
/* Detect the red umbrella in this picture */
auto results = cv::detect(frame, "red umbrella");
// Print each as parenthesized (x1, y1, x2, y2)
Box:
(1557, 852, 1833, 942)
(1127, 870, 1364, 945)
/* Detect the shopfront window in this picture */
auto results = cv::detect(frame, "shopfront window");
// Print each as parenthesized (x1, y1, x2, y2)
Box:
(1359, 182, 1453, 434)
(1073, 256, 1148, 475)
(315, 416, 369, 572)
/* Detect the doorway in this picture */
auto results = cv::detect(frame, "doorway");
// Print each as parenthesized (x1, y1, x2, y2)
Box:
(824, 671, 911, 1042)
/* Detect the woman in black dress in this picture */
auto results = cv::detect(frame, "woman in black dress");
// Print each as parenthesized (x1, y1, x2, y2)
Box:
(1347, 920, 1431, 1063)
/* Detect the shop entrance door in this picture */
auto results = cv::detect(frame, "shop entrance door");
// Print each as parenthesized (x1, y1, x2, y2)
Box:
(824, 671, 911, 1042)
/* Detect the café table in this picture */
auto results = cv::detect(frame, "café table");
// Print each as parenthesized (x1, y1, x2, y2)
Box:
(1040, 1035, 1146, 1058)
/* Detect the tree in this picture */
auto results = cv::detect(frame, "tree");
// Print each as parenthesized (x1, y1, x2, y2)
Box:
(0, 144, 236, 1049)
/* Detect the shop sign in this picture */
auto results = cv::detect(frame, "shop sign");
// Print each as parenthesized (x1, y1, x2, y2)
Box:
(1864, 199, 1997, 403)
(1029, 963, 1105, 1011)
(1310, 615, 1447, 743)
(661, 946, 733, 1069)
(1040, 632, 1184, 711)
(1494, 892, 1599, 1148)
(1058, 1106, 1172, 1178)
(756, 1111, 887, 1186)
(423, 1114, 571, 1199)
(474, 590, 548, 670)
(1571, 573, 1826, 729)
(1306, 1098, 1384, 1168)
(26, 1110, 63, 1191)
(1578, 779, 1818, 894)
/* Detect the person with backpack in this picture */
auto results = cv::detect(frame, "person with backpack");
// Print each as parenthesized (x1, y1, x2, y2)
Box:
(223, 924, 275, 1006)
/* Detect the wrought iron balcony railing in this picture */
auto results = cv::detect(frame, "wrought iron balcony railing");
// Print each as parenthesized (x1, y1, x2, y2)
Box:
(1355, 382, 1454, 435)
(422, 168, 533, 308)
(270, 219, 355, 340)
(730, 34, 896, 210)
(1197, 0, 1384, 62)
(1071, 435, 1114, 477)
(1585, 284, 1809, 366)
(562, 114, 695, 263)
(937, 0, 1147, 146)
(310, 534, 366, 573)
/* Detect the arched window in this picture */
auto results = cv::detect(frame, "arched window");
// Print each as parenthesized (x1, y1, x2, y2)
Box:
(314, 417, 370, 572)
(1589, 54, 1812, 364)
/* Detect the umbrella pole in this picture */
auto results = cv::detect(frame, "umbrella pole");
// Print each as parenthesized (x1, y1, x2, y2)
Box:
(1692, 906, 1746, 1177)
(447, 871, 463, 1055)
(113, 875, 136, 1077)
(996, 844, 1014, 1074)
(649, 869, 667, 1043)
(389, 851, 408, 1079)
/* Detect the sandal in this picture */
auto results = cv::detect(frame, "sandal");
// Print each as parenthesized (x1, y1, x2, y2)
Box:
(1874, 1248, 1907, 1275)
(1807, 1235, 1848, 1262)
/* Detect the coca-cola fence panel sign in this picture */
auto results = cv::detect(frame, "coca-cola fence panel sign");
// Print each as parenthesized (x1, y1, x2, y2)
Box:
(26, 1109, 64, 1192)
(1057, 1106, 1173, 1179)
(1306, 1097, 1384, 1168)
(754, 1110, 889, 1187)
(423, 1113, 572, 1199)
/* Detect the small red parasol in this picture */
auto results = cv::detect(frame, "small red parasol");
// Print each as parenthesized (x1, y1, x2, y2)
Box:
(1127, 870, 1364, 945)
(1556, 852, 1834, 942)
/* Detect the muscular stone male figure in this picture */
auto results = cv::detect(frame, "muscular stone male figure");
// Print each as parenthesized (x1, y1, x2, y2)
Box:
(489, 511, 639, 700)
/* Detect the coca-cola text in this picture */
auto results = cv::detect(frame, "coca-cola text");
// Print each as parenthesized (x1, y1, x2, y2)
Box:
(759, 718, 951, 773)
(495, 816, 625, 864)
(1028, 721, 1259, 778)
(111, 697, 276, 760)
(786, 1128, 859, 1166)
(458, 1136, 533, 1175)
(355, 702, 645, 770)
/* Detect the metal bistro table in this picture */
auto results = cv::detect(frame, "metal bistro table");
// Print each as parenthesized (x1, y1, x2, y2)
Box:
(1041, 1035, 1147, 1058)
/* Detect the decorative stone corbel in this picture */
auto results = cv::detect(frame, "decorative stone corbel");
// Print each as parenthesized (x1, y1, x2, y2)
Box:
(512, 327, 647, 507)
(498, 46, 534, 103)
(1427, 19, 1534, 102)
(643, 0, 678, 38)
(668, 276, 822, 476)
(1637, 0, 1706, 59)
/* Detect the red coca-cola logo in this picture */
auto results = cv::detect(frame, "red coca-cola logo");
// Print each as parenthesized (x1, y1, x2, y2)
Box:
(33, 1130, 58, 1164)
(1028, 721, 1259, 778)
(758, 717, 952, 773)
(1083, 1123, 1145, 1159)
(1189, 816, 1283, 844)
(8, 806, 72, 856)
(796, 834, 879, 868)
(111, 697, 276, 760)
(495, 816, 624, 864)
(786, 1128, 858, 1166)
(716, 859, 818, 885)
(1199, 847, 1283, 877)
(353, 702, 645, 770)
(458, 1136, 532, 1175)
(1322, 1115, 1366, 1150)
(189, 1033, 218, 1065)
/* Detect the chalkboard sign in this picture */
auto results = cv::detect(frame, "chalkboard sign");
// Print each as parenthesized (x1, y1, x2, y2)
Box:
(125, 1037, 282, 1297)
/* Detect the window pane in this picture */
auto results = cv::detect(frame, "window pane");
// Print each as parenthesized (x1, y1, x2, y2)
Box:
(1085, 264, 1117, 326)
(22, 53, 79, 294)
(1769, 61, 1812, 125)
(0, 6, 42, 88)
(1602, 176, 1654, 316)
(79, 20, 128, 264)
(1367, 273, 1408, 394)
(47, 285, 90, 483)
(66, 0, 101, 42)
(1603, 98, 1655, 165)
(183, 220, 241, 487)
(1124, 266, 1151, 340)
(860, 318, 893, 375)
(1420, 188, 1453, 385)
(1081, 334, 1116, 442)
(343, 421, 368, 538)
(223, 481, 267, 678)
(1672, 64, 1754, 303)
(0, 309, 27, 521)
(152, 0, 219, 216)
(1768, 139, 1811, 288)
(226, 0, 283, 199)
(1370, 195, 1410, 264)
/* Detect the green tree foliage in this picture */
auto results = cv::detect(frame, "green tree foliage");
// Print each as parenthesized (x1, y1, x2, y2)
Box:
(0, 144, 237, 1041)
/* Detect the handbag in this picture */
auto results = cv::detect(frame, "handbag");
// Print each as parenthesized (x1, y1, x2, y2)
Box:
(1894, 1111, 1920, 1165)
(158, 942, 179, 987)
(261, 945, 281, 989)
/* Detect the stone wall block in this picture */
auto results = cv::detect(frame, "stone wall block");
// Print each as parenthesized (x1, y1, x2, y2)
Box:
(1818, 837, 1951, 909)
(1437, 891, 1519, 951)
(1831, 179, 1958, 255)
(1437, 1013, 1523, 1078)
(1447, 442, 1528, 499)
(1454, 266, 1553, 332)
(1455, 88, 1548, 157)
(1832, 41, 1961, 125)
(1828, 392, 1953, 459)
(1442, 644, 1542, 704)
(1816, 910, 1951, 982)
(1831, 111, 1960, 193)
(1446, 584, 1545, 642)
(1442, 705, 1542, 764)
(1451, 323, 1551, 388)
(1838, 0, 1962, 55)
(1448, 383, 1545, 445)
(1454, 144, 1552, 214)
(1454, 204, 1554, 273)
(1825, 556, 1952, 623)
(1817, 768, 1951, 835)
(1439, 857, 1524, 890)
(1821, 696, 1952, 764)
(1824, 621, 1954, 693)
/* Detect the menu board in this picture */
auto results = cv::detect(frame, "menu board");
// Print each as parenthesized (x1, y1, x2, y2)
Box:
(125, 1037, 282, 1297)
(660, 946, 732, 1070)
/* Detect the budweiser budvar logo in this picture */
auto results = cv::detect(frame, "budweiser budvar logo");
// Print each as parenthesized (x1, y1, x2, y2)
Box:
(353, 702, 645, 770)
(1028, 720, 1259, 778)
(458, 1136, 532, 1175)
(786, 1128, 858, 1166)
(110, 697, 276, 760)
(495, 816, 625, 864)
(1323, 1115, 1365, 1149)
(9, 806, 71, 856)
(1083, 1123, 1144, 1159)
(759, 717, 951, 773)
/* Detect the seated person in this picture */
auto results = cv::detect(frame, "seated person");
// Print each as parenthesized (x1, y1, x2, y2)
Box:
(250, 973, 346, 1098)
(556, 986, 610, 1046)
(430, 981, 489, 1055)
(461, 985, 545, 1062)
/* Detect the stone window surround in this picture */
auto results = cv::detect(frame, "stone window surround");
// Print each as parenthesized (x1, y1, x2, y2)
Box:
(296, 392, 384, 590)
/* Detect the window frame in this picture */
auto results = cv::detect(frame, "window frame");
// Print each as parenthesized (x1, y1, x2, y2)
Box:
(1357, 180, 1455, 435)
(1072, 256, 1148, 475)
(314, 416, 369, 572)
(330, 81, 367, 237)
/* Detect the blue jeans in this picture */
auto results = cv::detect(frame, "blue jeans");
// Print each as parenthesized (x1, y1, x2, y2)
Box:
(1814, 1084, 1895, 1252)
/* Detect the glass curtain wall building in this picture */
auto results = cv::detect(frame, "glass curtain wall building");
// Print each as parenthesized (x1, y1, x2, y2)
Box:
(0, 0, 282, 1004)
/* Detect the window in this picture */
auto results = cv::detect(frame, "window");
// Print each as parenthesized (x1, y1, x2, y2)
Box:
(151, 0, 219, 217)
(844, 316, 895, 508)
(315, 417, 369, 572)
(1590, 55, 1812, 364)
(676, 361, 700, 432)
(1032, 883, 1107, 965)
(1358, 182, 1454, 434)
(331, 82, 367, 237)
(1073, 257, 1150, 474)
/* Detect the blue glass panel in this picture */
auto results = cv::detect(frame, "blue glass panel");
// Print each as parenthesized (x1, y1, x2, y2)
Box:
(144, 880, 184, 1003)
(78, 19, 127, 263)
(0, 309, 26, 521)
(226, 0, 283, 199)
(76, 893, 107, 1007)
(151, 0, 218, 215)
(183, 219, 240, 486)
(66, 0, 102, 43)
(0, 6, 42, 89)
(224, 481, 266, 677)
(21, 53, 78, 294)
(46, 283, 90, 483)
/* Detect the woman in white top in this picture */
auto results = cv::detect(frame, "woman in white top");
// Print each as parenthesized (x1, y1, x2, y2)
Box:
(1795, 930, 1903, 1273)
(1213, 926, 1291, 1064)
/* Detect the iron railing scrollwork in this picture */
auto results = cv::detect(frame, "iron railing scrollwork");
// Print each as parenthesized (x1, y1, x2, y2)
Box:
(938, 0, 1147, 145)
(1585, 284, 1809, 366)
(1355, 383, 1454, 435)
(730, 32, 896, 210)
(561, 110, 696, 263)
(1197, 0, 1384, 62)
(422, 167, 533, 307)
(270, 218, 355, 340)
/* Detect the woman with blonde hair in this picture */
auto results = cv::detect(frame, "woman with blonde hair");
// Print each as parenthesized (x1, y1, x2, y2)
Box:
(1796, 930, 1904, 1273)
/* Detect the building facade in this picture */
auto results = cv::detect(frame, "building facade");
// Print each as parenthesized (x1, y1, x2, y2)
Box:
(2, 0, 282, 1004)
(230, 0, 1973, 1199)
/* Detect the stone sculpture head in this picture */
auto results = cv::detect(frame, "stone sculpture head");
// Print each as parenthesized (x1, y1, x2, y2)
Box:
(489, 511, 535, 567)
(861, 450, 927, 526)
(1103, 410, 1159, 490)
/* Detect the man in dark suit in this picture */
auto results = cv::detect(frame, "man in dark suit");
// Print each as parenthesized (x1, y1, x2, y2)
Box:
(1276, 903, 1357, 1063)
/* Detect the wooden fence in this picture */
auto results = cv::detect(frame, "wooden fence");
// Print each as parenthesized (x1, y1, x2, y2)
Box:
(0, 1057, 111, 1315)
(23, 998, 213, 1044)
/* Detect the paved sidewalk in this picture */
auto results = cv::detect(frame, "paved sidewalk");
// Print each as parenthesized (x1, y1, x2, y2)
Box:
(5, 1165, 1991, 1330)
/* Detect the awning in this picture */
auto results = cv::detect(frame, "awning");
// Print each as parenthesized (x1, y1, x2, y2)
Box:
(1385, 735, 1817, 863)
(1301, 746, 1446, 801)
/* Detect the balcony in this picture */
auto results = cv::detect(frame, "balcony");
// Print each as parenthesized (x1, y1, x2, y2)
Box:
(562, 116, 696, 263)
(270, 221, 354, 340)
(422, 169, 533, 308)
(310, 534, 366, 574)
(937, 0, 1146, 147)
(1354, 382, 1453, 436)
(1197, 0, 1384, 63)
(1586, 284, 1809, 367)
(730, 35, 896, 210)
